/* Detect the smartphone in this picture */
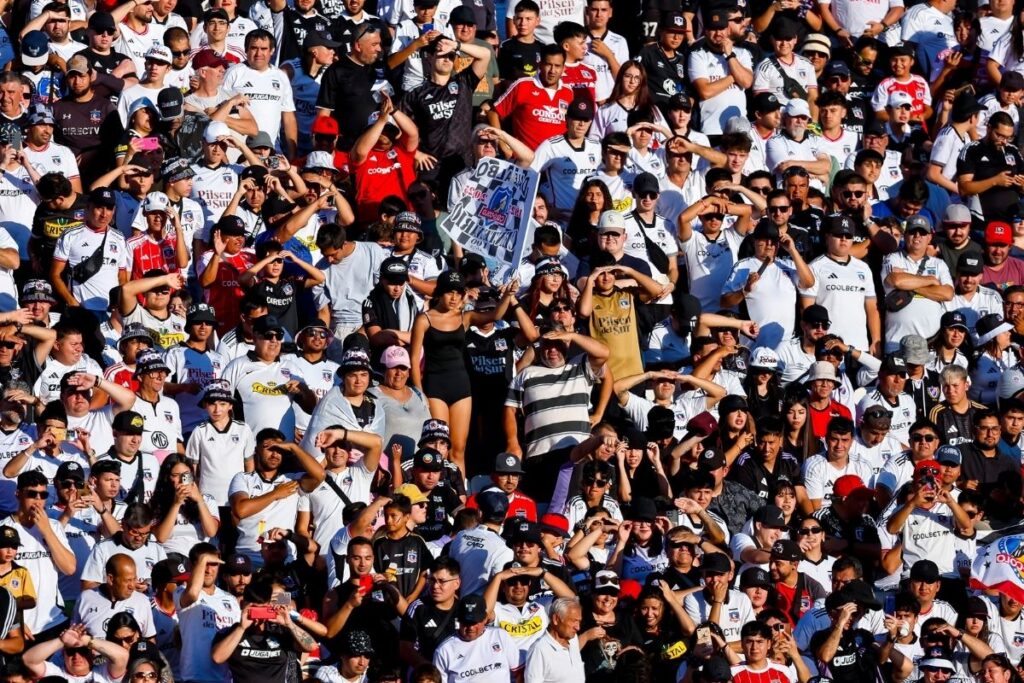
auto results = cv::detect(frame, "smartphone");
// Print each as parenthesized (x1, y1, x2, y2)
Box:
(248, 605, 277, 620)
(696, 626, 711, 646)
(51, 427, 67, 442)
(273, 592, 291, 607)
(9, 128, 21, 151)
(137, 136, 160, 151)
(76, 483, 89, 497)
(358, 574, 374, 595)
(180, 472, 193, 486)
(267, 155, 281, 170)
(422, 22, 434, 32)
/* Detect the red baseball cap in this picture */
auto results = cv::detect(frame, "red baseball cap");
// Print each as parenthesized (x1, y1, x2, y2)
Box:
(539, 513, 569, 538)
(914, 459, 941, 477)
(986, 221, 1012, 245)
(312, 116, 340, 136)
(833, 474, 872, 499)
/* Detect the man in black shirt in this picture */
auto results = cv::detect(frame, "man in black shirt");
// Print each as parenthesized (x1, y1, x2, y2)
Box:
(730, 416, 803, 500)
(399, 556, 460, 669)
(810, 580, 901, 683)
(959, 409, 1019, 498)
(316, 22, 386, 144)
(53, 55, 120, 187)
(498, 0, 544, 82)
(400, 35, 489, 191)
(78, 11, 137, 81)
(958, 111, 1024, 224)
(411, 447, 461, 543)
(267, 0, 333, 64)
(637, 11, 687, 105)
(29, 173, 87, 275)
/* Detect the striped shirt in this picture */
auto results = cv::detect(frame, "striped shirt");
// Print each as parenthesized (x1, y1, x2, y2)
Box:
(505, 355, 600, 459)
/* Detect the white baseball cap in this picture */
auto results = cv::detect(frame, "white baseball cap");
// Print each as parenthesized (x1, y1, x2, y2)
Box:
(887, 91, 913, 108)
(203, 121, 231, 143)
(783, 99, 811, 118)
(597, 211, 626, 234)
(142, 192, 171, 215)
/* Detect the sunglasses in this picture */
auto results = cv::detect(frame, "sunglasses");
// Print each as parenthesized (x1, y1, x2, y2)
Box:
(94, 27, 117, 35)
(842, 190, 866, 199)
(807, 321, 830, 330)
(133, 673, 158, 681)
(751, 186, 772, 195)
(505, 577, 532, 585)
(550, 304, 572, 312)
(668, 540, 693, 549)
(895, 104, 913, 111)
(637, 191, 658, 200)
(271, 257, 285, 264)
(917, 466, 941, 477)
(152, 287, 171, 294)
(857, 56, 875, 66)
(910, 434, 937, 443)
(259, 332, 284, 341)
(170, 49, 190, 57)
(703, 213, 725, 222)
(21, 490, 47, 499)
(65, 647, 91, 657)
(583, 477, 609, 486)
(58, 479, 82, 489)
(0, 341, 17, 350)
(305, 329, 330, 338)
(798, 527, 823, 535)
(768, 205, 790, 213)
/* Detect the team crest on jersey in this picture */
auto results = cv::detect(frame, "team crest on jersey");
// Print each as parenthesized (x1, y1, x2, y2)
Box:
(729, 609, 740, 622)
(492, 643, 503, 652)
(494, 339, 508, 352)
(322, 371, 333, 383)
(588, 154, 596, 165)
(109, 242, 119, 253)
(271, 80, 281, 90)
(183, 211, 194, 223)
(618, 298, 630, 309)
(928, 386, 940, 398)
(1015, 634, 1024, 647)
(51, 155, 61, 165)
(448, 81, 459, 95)
(387, 149, 398, 160)
(408, 549, 417, 564)
(163, 411, 174, 422)
(857, 272, 865, 281)
(90, 109, 102, 124)
(163, 246, 175, 259)
(282, 283, 294, 296)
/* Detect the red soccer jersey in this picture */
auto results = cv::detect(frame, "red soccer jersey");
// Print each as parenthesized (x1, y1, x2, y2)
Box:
(875, 75, 931, 120)
(128, 232, 182, 281)
(352, 145, 416, 223)
(104, 362, 139, 393)
(199, 249, 254, 334)
(465, 490, 538, 522)
(809, 400, 852, 439)
(561, 62, 597, 105)
(492, 76, 575, 150)
(731, 663, 793, 683)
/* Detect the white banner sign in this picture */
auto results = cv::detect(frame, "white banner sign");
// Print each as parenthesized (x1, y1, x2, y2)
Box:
(441, 157, 539, 283)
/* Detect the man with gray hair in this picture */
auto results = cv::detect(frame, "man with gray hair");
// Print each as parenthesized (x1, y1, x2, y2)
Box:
(524, 597, 587, 683)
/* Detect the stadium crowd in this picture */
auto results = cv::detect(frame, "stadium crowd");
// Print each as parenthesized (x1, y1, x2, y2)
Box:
(2, 0, 1024, 679)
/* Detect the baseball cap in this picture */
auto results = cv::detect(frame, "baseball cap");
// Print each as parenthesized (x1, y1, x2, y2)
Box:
(1001, 365, 1024, 401)
(770, 539, 803, 562)
(112, 410, 146, 435)
(783, 99, 811, 118)
(303, 151, 337, 174)
(247, 131, 274, 150)
(567, 98, 594, 121)
(393, 211, 423, 234)
(311, 116, 340, 136)
(739, 566, 772, 589)
(157, 87, 183, 121)
(905, 214, 932, 234)
(633, 172, 660, 196)
(476, 488, 509, 520)
(879, 353, 908, 375)
(749, 347, 780, 372)
(338, 347, 371, 374)
(203, 7, 229, 22)
(88, 11, 115, 32)
(824, 60, 851, 78)
(224, 553, 253, 575)
(986, 221, 1012, 245)
(539, 513, 570, 538)
(379, 256, 410, 283)
(381, 345, 411, 369)
(55, 461, 85, 484)
(145, 45, 173, 64)
(887, 90, 914, 108)
(412, 447, 444, 471)
(192, 49, 230, 70)
(66, 54, 90, 75)
(597, 211, 625, 234)
(200, 381, 233, 405)
(509, 519, 543, 544)
(833, 474, 873, 500)
(457, 595, 488, 624)
(304, 32, 342, 51)
(723, 115, 752, 134)
(700, 552, 731, 575)
(957, 253, 984, 276)
(860, 406, 892, 430)
(660, 10, 688, 32)
(0, 526, 20, 549)
(161, 157, 195, 183)
(118, 323, 154, 347)
(394, 483, 428, 505)
(666, 92, 692, 111)
(627, 496, 657, 523)
(935, 444, 961, 466)
(151, 558, 191, 587)
(891, 41, 916, 57)
(21, 31, 49, 66)
(910, 559, 940, 583)
(493, 452, 524, 474)
(203, 121, 231, 144)
(593, 570, 621, 594)
(940, 310, 968, 331)
(696, 446, 726, 471)
(88, 186, 116, 208)
(753, 92, 782, 114)
(434, 271, 465, 296)
(142, 191, 171, 215)
(754, 504, 787, 529)
(823, 213, 856, 237)
(186, 303, 217, 325)
(703, 9, 728, 30)
(943, 204, 972, 225)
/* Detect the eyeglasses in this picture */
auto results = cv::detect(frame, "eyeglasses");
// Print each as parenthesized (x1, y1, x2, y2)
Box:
(111, 634, 138, 645)
(0, 341, 17, 350)
(124, 525, 152, 538)
(637, 191, 659, 200)
(21, 490, 47, 499)
(857, 56, 875, 66)
(259, 332, 284, 341)
(583, 477, 609, 486)
(65, 647, 91, 658)
(430, 576, 458, 585)
(768, 205, 790, 213)
(798, 527, 823, 535)
(170, 49, 190, 57)
(550, 304, 572, 313)
(435, 52, 456, 61)
(132, 673, 158, 681)
(152, 287, 171, 294)
(911, 434, 937, 443)
(842, 190, 866, 199)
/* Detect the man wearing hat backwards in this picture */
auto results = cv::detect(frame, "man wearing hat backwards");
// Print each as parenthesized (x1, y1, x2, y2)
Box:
(812, 580, 913, 682)
(433, 594, 524, 681)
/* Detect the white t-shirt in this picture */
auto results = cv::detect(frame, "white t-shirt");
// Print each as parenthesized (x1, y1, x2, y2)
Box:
(819, 0, 903, 36)
(221, 63, 295, 147)
(228, 470, 305, 557)
(856, 391, 917, 446)
(116, 83, 165, 127)
(189, 163, 243, 231)
(687, 46, 754, 135)
(880, 253, 953, 352)
(930, 125, 970, 182)
(524, 632, 585, 683)
(131, 394, 184, 460)
(679, 227, 744, 310)
(583, 32, 630, 102)
(175, 585, 241, 683)
(81, 537, 167, 584)
(75, 587, 156, 639)
(221, 354, 303, 437)
(531, 136, 602, 217)
(683, 589, 755, 643)
(297, 463, 373, 557)
(753, 54, 818, 105)
(503, 0, 584, 43)
(165, 345, 227, 434)
(800, 254, 875, 349)
(33, 354, 103, 405)
(815, 128, 861, 167)
(801, 452, 875, 505)
(433, 627, 524, 683)
(52, 225, 129, 313)
(0, 514, 71, 633)
(723, 256, 801, 350)
(185, 419, 256, 506)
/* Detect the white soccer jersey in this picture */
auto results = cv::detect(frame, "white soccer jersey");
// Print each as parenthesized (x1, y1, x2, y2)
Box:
(66, 407, 116, 462)
(930, 125, 971, 182)
(800, 254, 875, 350)
(494, 601, 550, 660)
(116, 83, 165, 127)
(52, 225, 129, 313)
(818, 0, 903, 37)
(434, 626, 524, 683)
(978, 93, 1020, 137)
(943, 286, 1004, 332)
(228, 470, 305, 556)
(765, 134, 820, 178)
(221, 63, 295, 146)
(679, 227, 744, 311)
(813, 128, 861, 167)
(583, 31, 629, 102)
(221, 354, 303, 437)
(0, 426, 34, 510)
(124, 305, 187, 350)
(75, 587, 155, 639)
(753, 54, 818, 105)
(849, 433, 902, 485)
(531, 135, 602, 217)
(34, 354, 103, 405)
(687, 46, 753, 135)
(189, 163, 242, 231)
(802, 452, 875, 505)
(165, 345, 227, 434)
(856, 391, 917, 446)
(113, 22, 164, 76)
(23, 142, 79, 181)
(683, 589, 755, 643)
(297, 462, 373, 556)
(723, 256, 801, 350)
(81, 536, 164, 585)
(175, 585, 241, 683)
(881, 253, 953, 352)
(131, 394, 183, 460)
(185, 419, 255, 506)
(0, 515, 71, 633)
